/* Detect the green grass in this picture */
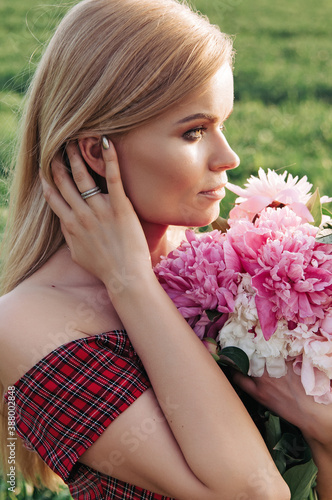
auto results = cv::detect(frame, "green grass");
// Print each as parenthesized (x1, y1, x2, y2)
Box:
(0, 0, 70, 177)
(1, 0, 332, 497)
(0, 0, 71, 93)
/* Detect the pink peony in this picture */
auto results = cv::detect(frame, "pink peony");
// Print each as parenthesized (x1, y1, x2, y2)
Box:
(227, 168, 316, 223)
(227, 207, 332, 340)
(288, 320, 332, 403)
(293, 353, 332, 404)
(154, 230, 239, 338)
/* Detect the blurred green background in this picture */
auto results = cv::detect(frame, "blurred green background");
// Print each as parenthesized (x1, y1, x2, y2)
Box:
(1, 0, 332, 231)
(0, 0, 332, 497)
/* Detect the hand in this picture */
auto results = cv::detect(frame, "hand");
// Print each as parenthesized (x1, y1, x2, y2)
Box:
(233, 363, 332, 446)
(40, 139, 153, 295)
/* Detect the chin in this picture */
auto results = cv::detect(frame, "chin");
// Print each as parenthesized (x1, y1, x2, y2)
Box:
(175, 216, 218, 228)
(191, 210, 221, 228)
(149, 204, 220, 228)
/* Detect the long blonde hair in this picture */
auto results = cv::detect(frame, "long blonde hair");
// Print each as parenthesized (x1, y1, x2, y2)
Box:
(0, 0, 233, 489)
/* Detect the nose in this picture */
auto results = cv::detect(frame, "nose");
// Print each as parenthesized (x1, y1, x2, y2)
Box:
(208, 133, 240, 172)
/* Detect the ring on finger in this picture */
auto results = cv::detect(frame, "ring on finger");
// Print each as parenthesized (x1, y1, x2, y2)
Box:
(80, 187, 102, 200)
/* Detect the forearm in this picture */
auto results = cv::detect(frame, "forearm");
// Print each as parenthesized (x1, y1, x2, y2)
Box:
(108, 272, 289, 498)
(305, 439, 332, 500)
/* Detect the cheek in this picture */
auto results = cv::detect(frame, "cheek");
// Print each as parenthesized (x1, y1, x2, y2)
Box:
(116, 149, 170, 216)
(116, 138, 205, 224)
(119, 142, 192, 196)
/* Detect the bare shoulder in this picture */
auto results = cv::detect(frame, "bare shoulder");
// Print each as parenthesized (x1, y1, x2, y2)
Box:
(0, 284, 57, 337)
(0, 283, 72, 387)
(0, 285, 121, 389)
(0, 280, 75, 336)
(0, 248, 124, 388)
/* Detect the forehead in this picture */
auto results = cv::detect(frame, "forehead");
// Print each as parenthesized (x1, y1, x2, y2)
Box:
(121, 64, 235, 142)
(165, 63, 234, 123)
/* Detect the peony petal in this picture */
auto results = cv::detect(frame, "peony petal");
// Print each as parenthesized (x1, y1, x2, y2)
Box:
(223, 240, 242, 272)
(300, 355, 316, 393)
(255, 295, 278, 340)
(313, 391, 332, 404)
(265, 357, 287, 378)
(300, 354, 331, 398)
(298, 294, 314, 318)
(249, 354, 266, 377)
(289, 202, 314, 223)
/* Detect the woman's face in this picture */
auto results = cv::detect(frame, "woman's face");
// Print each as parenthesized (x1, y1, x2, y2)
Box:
(114, 63, 239, 228)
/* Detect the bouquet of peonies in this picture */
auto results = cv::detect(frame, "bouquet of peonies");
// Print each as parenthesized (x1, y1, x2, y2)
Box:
(154, 168, 332, 499)
(155, 168, 332, 404)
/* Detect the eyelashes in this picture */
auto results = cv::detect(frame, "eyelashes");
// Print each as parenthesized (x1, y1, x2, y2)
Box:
(183, 127, 207, 141)
(183, 125, 226, 142)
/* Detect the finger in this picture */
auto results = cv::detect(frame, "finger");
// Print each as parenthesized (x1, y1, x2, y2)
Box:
(68, 141, 104, 208)
(40, 173, 72, 221)
(51, 151, 89, 212)
(232, 372, 259, 398)
(67, 142, 99, 194)
(59, 220, 73, 251)
(102, 137, 129, 210)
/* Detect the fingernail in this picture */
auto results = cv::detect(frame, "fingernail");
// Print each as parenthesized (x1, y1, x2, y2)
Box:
(102, 136, 110, 150)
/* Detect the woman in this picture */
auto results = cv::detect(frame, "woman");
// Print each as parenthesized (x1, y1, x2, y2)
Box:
(0, 0, 330, 498)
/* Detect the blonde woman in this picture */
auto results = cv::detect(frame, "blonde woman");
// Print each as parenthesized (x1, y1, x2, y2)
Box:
(0, 0, 331, 499)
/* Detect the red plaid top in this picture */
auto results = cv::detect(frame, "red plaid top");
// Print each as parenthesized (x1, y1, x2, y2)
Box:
(4, 330, 175, 499)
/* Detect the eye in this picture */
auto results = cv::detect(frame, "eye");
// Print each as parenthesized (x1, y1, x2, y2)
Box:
(183, 127, 206, 141)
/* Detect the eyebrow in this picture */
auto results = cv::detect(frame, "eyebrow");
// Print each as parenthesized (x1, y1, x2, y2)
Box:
(176, 110, 233, 125)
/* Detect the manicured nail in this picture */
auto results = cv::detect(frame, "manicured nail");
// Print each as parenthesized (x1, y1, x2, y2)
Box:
(102, 136, 110, 150)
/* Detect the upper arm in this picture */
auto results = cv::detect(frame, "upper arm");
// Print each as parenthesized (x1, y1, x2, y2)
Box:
(78, 387, 289, 500)
(78, 388, 215, 500)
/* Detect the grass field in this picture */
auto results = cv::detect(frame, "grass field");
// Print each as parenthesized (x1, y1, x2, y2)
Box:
(1, 0, 332, 497)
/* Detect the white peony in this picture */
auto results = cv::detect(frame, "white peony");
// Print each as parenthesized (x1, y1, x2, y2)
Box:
(217, 274, 289, 377)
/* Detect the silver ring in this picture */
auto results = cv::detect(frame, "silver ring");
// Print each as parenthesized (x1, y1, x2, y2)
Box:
(80, 187, 102, 200)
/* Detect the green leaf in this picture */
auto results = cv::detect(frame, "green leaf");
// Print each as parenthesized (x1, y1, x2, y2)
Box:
(217, 346, 249, 375)
(306, 188, 322, 227)
(211, 216, 229, 233)
(316, 221, 332, 243)
(206, 309, 223, 322)
(283, 460, 318, 500)
(274, 432, 312, 465)
(264, 413, 282, 451)
(198, 225, 213, 233)
(322, 206, 332, 217)
(273, 450, 287, 475)
(203, 337, 218, 344)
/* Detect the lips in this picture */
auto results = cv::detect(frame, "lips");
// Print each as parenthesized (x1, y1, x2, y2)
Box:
(198, 185, 226, 200)
(200, 185, 226, 194)
(200, 175, 228, 195)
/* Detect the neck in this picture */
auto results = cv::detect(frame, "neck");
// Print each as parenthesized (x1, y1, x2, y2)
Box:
(54, 223, 171, 286)
(140, 221, 170, 267)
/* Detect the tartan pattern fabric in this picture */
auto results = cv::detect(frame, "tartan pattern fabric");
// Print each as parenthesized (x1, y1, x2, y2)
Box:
(4, 330, 174, 499)
(68, 463, 173, 499)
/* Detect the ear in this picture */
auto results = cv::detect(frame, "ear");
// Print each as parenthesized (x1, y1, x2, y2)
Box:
(78, 137, 106, 177)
